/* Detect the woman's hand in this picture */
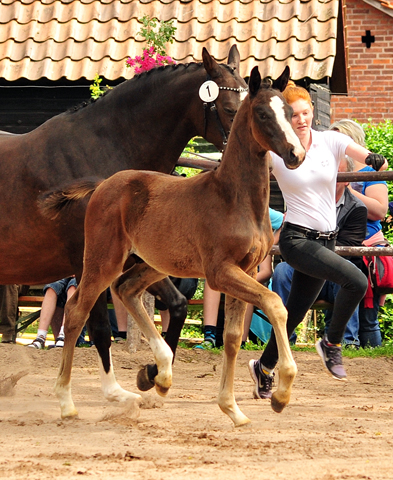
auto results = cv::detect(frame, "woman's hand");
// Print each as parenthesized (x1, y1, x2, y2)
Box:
(346, 143, 389, 171)
(365, 153, 388, 172)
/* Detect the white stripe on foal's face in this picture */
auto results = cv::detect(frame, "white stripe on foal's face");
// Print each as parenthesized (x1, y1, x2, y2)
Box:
(269, 95, 304, 157)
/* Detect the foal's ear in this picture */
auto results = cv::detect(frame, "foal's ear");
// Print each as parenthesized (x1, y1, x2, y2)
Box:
(227, 45, 240, 70)
(202, 47, 221, 78)
(272, 66, 290, 92)
(249, 66, 261, 97)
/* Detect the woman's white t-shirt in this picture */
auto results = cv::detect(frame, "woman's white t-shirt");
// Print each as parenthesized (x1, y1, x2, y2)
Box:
(271, 129, 353, 232)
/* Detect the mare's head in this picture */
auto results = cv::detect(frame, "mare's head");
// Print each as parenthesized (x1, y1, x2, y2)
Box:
(248, 66, 305, 169)
(201, 45, 248, 150)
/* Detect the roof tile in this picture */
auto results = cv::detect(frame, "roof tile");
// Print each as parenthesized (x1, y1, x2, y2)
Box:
(0, 0, 341, 81)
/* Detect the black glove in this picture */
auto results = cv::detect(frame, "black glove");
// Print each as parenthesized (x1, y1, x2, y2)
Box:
(365, 153, 386, 171)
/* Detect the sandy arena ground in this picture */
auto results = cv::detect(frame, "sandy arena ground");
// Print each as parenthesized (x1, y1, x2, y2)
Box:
(0, 340, 393, 480)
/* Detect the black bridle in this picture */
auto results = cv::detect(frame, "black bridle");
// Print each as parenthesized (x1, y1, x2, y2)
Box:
(203, 81, 248, 153)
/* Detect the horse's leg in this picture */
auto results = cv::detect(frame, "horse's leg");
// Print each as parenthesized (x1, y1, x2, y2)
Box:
(136, 278, 188, 391)
(250, 288, 297, 414)
(212, 265, 297, 422)
(55, 286, 97, 418)
(56, 275, 141, 419)
(125, 257, 188, 358)
(112, 264, 173, 397)
(121, 258, 187, 391)
(218, 295, 250, 427)
(147, 278, 188, 358)
(86, 293, 141, 405)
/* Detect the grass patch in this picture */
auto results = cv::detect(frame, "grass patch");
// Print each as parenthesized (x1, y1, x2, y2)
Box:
(179, 323, 203, 339)
(178, 341, 393, 359)
(19, 319, 53, 336)
(342, 344, 393, 358)
(290, 344, 315, 353)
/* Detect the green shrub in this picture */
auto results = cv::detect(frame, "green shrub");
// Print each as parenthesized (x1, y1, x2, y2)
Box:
(361, 120, 393, 339)
(363, 119, 393, 212)
(379, 294, 393, 345)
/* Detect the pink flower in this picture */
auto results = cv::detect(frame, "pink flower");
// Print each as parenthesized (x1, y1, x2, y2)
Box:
(126, 45, 176, 73)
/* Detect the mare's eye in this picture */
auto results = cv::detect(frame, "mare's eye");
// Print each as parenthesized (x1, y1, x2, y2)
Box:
(223, 107, 237, 116)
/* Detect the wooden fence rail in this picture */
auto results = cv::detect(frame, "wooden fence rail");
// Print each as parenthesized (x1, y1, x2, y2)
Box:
(177, 156, 393, 182)
(270, 245, 393, 257)
(177, 155, 393, 259)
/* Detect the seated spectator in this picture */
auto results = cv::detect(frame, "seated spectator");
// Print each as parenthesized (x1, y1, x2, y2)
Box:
(27, 277, 77, 349)
(0, 284, 29, 343)
(330, 119, 388, 347)
(196, 208, 284, 349)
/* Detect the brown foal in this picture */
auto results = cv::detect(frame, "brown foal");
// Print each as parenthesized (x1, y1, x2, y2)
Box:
(55, 65, 305, 426)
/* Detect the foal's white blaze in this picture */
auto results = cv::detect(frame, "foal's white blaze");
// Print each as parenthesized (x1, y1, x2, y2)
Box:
(98, 348, 142, 403)
(270, 96, 304, 158)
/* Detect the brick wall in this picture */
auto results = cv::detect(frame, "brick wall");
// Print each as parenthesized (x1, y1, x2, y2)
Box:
(331, 0, 393, 123)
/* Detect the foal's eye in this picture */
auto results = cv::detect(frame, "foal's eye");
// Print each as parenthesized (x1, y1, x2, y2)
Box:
(256, 108, 270, 120)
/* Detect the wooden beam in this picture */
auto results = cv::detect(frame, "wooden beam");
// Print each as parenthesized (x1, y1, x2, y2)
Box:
(177, 156, 393, 182)
(270, 245, 393, 257)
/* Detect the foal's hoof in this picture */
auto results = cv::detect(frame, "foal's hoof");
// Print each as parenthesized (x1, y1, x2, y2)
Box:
(136, 364, 158, 392)
(271, 392, 287, 413)
(155, 384, 170, 397)
(61, 407, 79, 420)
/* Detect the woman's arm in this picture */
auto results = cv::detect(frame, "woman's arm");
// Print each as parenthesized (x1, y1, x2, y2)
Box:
(345, 142, 388, 171)
(348, 182, 388, 221)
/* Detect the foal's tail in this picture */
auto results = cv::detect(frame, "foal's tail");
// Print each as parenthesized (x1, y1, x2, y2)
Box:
(38, 177, 103, 220)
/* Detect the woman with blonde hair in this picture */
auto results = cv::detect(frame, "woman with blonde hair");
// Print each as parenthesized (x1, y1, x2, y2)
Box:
(249, 81, 387, 399)
(330, 119, 388, 347)
(330, 119, 366, 146)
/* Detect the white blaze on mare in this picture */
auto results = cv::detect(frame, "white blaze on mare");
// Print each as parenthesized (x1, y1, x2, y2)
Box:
(269, 96, 304, 157)
(240, 90, 248, 102)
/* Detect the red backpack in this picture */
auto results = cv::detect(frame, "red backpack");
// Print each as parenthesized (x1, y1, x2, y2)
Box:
(363, 243, 393, 295)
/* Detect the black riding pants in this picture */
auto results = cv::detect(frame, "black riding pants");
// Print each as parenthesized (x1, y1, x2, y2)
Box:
(261, 223, 368, 370)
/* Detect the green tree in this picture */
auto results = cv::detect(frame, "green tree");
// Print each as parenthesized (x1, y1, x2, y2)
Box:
(138, 15, 176, 55)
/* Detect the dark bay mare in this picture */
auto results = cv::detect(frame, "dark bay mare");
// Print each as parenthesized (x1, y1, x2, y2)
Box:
(44, 66, 305, 426)
(0, 46, 247, 375)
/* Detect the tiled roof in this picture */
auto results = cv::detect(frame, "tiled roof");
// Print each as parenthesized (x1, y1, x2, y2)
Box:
(0, 0, 342, 82)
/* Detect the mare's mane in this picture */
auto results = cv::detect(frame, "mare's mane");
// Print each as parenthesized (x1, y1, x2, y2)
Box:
(67, 61, 230, 114)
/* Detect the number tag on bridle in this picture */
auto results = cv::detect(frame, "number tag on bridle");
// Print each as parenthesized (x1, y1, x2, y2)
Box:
(199, 81, 219, 102)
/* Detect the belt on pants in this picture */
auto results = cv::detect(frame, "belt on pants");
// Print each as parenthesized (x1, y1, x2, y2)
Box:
(283, 222, 339, 241)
